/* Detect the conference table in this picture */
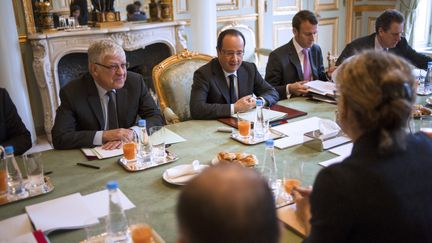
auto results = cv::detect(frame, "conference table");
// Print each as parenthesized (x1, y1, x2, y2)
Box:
(0, 97, 340, 242)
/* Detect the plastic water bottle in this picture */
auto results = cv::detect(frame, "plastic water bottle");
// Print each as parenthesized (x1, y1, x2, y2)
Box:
(424, 61, 432, 93)
(4, 146, 27, 198)
(254, 99, 265, 139)
(261, 140, 278, 197)
(138, 119, 151, 165)
(106, 181, 130, 243)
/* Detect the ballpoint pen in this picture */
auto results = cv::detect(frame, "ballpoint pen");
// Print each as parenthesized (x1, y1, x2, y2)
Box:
(76, 162, 100, 169)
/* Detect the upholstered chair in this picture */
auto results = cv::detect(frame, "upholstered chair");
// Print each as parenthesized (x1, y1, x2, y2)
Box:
(219, 23, 271, 76)
(152, 49, 213, 124)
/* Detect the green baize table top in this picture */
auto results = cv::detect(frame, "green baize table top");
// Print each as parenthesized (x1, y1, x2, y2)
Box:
(0, 97, 339, 243)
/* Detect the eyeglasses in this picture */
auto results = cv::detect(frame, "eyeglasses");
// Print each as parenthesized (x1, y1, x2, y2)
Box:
(221, 50, 244, 58)
(94, 62, 130, 72)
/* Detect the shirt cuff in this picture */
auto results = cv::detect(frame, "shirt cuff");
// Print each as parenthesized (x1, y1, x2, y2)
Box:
(286, 84, 292, 99)
(230, 104, 235, 115)
(93, 131, 103, 146)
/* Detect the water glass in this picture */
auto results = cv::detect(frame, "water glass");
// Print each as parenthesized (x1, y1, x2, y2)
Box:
(282, 160, 303, 201)
(149, 126, 166, 164)
(22, 152, 46, 193)
(420, 116, 432, 138)
(85, 218, 107, 243)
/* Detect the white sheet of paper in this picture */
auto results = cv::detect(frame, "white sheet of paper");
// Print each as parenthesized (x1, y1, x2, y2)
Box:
(305, 80, 336, 96)
(232, 109, 287, 123)
(329, 143, 353, 156)
(82, 189, 135, 218)
(272, 117, 321, 149)
(274, 136, 304, 149)
(92, 147, 123, 159)
(0, 214, 34, 242)
(25, 193, 99, 234)
(164, 128, 187, 145)
(319, 154, 349, 167)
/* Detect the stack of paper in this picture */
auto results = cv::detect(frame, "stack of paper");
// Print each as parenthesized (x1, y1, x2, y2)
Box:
(24, 190, 135, 234)
(232, 109, 287, 123)
(305, 80, 336, 96)
(272, 117, 321, 149)
(318, 143, 353, 167)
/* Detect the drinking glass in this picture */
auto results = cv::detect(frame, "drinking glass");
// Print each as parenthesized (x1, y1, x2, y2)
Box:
(282, 160, 303, 202)
(420, 116, 432, 138)
(0, 146, 7, 200)
(122, 132, 139, 162)
(236, 113, 251, 139)
(149, 126, 166, 164)
(85, 218, 106, 243)
(22, 152, 46, 193)
(127, 207, 153, 243)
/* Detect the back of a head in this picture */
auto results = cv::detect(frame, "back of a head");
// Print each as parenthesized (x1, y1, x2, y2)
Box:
(375, 9, 404, 33)
(177, 164, 279, 243)
(336, 50, 415, 153)
(87, 39, 125, 64)
(292, 10, 318, 31)
(126, 4, 137, 15)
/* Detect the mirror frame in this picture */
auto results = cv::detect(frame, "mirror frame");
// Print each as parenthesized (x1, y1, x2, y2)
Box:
(22, 0, 37, 34)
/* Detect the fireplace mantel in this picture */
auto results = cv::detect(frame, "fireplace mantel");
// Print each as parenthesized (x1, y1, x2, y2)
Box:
(28, 21, 187, 141)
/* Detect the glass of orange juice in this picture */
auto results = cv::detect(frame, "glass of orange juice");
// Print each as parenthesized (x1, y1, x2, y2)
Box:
(237, 113, 251, 139)
(420, 116, 432, 138)
(283, 160, 303, 201)
(127, 207, 153, 243)
(122, 132, 138, 162)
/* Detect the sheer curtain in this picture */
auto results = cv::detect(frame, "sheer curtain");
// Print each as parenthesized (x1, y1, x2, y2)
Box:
(399, 0, 420, 45)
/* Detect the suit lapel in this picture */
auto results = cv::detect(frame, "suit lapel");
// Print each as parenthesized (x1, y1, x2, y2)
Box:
(116, 87, 128, 127)
(86, 77, 105, 129)
(212, 59, 231, 103)
(287, 41, 304, 80)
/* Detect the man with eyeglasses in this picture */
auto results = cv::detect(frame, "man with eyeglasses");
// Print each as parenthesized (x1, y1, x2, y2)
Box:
(265, 10, 330, 99)
(52, 39, 163, 150)
(336, 9, 431, 69)
(190, 29, 278, 119)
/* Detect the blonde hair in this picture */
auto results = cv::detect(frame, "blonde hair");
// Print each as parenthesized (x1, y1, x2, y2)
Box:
(88, 39, 125, 64)
(336, 51, 415, 153)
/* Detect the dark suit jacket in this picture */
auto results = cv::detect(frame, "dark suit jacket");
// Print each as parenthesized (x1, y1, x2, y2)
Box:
(265, 40, 327, 99)
(336, 33, 432, 69)
(0, 88, 31, 155)
(190, 58, 279, 120)
(52, 71, 164, 149)
(305, 131, 432, 243)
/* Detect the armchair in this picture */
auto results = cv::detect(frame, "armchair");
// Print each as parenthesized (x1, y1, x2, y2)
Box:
(152, 49, 213, 124)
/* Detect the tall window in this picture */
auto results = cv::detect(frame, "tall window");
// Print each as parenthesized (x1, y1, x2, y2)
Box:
(413, 0, 432, 49)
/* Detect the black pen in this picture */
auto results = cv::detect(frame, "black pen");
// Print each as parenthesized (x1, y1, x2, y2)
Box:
(44, 171, 53, 176)
(76, 162, 100, 169)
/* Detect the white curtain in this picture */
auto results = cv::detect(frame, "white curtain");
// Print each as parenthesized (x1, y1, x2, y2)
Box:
(399, 0, 420, 45)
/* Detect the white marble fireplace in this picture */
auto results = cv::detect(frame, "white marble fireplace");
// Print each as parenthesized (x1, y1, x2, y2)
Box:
(28, 21, 186, 141)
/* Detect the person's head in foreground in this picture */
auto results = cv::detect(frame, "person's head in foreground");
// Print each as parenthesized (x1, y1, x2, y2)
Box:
(88, 39, 128, 91)
(336, 50, 415, 152)
(176, 163, 280, 243)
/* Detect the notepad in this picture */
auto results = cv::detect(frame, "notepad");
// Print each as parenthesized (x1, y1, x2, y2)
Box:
(305, 80, 336, 96)
(232, 108, 287, 123)
(25, 193, 99, 234)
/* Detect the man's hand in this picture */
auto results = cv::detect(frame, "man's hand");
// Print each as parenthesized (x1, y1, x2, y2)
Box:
(292, 186, 313, 235)
(102, 128, 133, 143)
(102, 140, 122, 150)
(234, 95, 256, 113)
(288, 81, 309, 96)
(326, 66, 338, 79)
